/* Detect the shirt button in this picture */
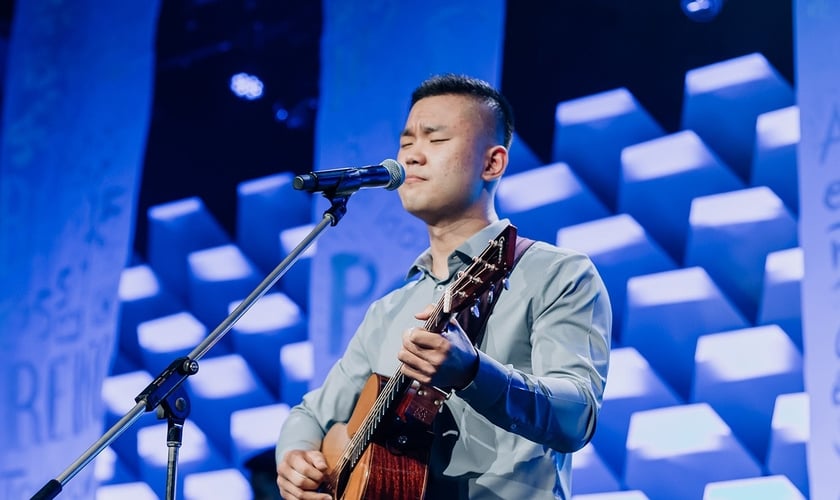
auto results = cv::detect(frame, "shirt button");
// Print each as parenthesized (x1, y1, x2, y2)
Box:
(436, 285, 445, 291)
(510, 423, 518, 431)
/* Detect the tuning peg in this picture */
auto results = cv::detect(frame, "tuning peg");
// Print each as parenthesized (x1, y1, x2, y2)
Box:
(471, 301, 480, 318)
(503, 277, 510, 290)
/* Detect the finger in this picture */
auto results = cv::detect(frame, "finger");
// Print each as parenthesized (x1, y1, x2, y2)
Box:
(413, 303, 437, 320)
(397, 342, 425, 370)
(295, 452, 328, 480)
(399, 361, 432, 384)
(278, 468, 332, 500)
(279, 455, 325, 492)
(278, 465, 307, 488)
(398, 341, 433, 372)
(406, 327, 448, 351)
(402, 335, 445, 368)
(278, 479, 331, 500)
(404, 327, 429, 352)
(404, 327, 425, 349)
(302, 492, 333, 500)
(283, 469, 320, 493)
(277, 473, 305, 499)
(305, 450, 328, 471)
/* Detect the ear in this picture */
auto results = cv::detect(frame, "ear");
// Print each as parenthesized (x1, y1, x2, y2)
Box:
(482, 145, 508, 182)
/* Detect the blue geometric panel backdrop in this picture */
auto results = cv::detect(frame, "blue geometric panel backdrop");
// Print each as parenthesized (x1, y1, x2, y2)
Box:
(0, 2, 825, 499)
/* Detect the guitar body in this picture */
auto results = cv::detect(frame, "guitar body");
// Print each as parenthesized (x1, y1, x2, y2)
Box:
(322, 374, 434, 500)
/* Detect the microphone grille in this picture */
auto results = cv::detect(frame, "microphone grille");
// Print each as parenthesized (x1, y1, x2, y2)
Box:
(381, 159, 406, 190)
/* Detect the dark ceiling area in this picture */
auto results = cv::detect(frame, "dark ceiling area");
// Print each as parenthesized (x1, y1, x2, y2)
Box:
(139, 0, 323, 257)
(0, 1, 794, 257)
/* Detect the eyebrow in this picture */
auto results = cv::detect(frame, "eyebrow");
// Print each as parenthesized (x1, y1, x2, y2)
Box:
(401, 124, 447, 138)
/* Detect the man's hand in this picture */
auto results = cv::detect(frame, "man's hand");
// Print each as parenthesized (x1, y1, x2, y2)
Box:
(397, 305, 479, 390)
(276, 449, 331, 500)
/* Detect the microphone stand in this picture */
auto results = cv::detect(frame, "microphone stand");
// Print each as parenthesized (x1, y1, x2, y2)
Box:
(31, 193, 352, 500)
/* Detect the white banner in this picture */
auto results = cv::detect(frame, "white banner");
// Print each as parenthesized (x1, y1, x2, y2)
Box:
(795, 1, 840, 498)
(0, 1, 159, 497)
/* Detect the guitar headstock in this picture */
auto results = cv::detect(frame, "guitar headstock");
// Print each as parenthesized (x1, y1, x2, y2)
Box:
(442, 224, 517, 315)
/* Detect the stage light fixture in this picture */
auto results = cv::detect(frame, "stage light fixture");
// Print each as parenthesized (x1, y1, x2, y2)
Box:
(681, 0, 725, 22)
(230, 72, 264, 100)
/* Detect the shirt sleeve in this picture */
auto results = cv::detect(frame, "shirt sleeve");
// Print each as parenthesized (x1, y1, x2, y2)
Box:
(456, 247, 612, 453)
(274, 304, 383, 463)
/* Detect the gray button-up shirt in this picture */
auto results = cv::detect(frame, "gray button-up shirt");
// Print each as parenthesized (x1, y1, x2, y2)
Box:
(276, 219, 612, 499)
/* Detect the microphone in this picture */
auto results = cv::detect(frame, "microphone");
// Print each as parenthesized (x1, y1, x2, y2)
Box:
(293, 159, 405, 195)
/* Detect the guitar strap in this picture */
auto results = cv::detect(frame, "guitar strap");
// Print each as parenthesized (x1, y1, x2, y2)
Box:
(455, 233, 535, 348)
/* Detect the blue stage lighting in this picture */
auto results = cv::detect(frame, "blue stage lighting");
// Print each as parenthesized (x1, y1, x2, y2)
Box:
(272, 102, 289, 122)
(230, 72, 264, 100)
(681, 0, 725, 22)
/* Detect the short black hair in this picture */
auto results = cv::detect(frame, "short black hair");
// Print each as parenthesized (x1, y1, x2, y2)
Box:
(410, 74, 514, 149)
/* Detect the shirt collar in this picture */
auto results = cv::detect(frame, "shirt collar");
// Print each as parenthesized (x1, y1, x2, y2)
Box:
(405, 219, 512, 281)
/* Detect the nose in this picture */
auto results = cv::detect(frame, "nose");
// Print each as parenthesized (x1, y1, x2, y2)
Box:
(399, 144, 425, 167)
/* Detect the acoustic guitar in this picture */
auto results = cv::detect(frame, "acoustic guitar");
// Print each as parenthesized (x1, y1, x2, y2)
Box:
(319, 225, 517, 500)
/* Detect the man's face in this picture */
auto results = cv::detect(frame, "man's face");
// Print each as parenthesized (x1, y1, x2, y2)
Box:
(396, 94, 493, 225)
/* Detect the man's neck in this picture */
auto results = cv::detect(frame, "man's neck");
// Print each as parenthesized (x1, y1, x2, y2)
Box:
(426, 216, 495, 279)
